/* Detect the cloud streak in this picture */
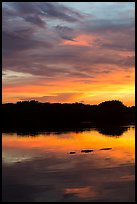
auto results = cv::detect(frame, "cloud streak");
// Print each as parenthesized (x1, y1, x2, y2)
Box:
(2, 2, 135, 105)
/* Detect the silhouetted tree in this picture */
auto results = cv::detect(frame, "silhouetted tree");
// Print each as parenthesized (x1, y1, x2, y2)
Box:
(2, 100, 135, 132)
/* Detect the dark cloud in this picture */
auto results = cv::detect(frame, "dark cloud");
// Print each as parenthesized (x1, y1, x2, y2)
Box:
(12, 2, 40, 14)
(24, 14, 46, 28)
(2, 2, 135, 82)
(95, 29, 134, 52)
(38, 2, 83, 22)
(3, 2, 83, 26)
(55, 25, 77, 41)
(81, 18, 134, 33)
(2, 43, 134, 79)
(2, 2, 85, 62)
(2, 3, 45, 28)
(2, 30, 52, 53)
(80, 18, 135, 51)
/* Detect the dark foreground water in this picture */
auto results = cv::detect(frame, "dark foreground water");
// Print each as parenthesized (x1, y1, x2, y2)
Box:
(2, 125, 135, 202)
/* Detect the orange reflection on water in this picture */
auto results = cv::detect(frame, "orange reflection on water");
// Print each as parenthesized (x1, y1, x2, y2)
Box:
(64, 186, 97, 198)
(2, 126, 135, 202)
(2, 126, 135, 165)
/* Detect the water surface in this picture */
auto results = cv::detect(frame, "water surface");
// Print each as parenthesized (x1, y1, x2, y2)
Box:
(2, 125, 135, 202)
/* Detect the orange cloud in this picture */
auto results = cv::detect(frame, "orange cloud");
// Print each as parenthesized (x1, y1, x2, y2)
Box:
(63, 34, 96, 46)
(2, 65, 135, 106)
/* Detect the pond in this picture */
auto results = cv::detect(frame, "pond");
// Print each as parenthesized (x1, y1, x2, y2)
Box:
(2, 125, 135, 202)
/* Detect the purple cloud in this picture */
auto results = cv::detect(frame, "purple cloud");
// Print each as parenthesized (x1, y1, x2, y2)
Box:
(2, 2, 135, 81)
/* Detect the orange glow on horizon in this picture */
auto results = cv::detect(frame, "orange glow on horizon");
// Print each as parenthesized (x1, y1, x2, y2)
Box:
(2, 3, 135, 107)
(2, 66, 135, 106)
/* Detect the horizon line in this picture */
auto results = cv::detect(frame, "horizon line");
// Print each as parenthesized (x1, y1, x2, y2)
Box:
(2, 99, 135, 107)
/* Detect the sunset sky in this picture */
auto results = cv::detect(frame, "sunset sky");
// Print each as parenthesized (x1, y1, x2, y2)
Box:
(2, 2, 135, 106)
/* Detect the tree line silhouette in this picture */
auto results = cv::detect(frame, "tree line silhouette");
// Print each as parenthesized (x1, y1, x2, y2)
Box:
(2, 100, 135, 132)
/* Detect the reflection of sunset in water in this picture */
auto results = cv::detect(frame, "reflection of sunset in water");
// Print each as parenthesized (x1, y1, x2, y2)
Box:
(2, 126, 135, 165)
(64, 186, 97, 198)
(2, 126, 135, 202)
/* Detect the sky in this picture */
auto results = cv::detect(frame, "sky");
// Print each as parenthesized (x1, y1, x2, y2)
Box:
(2, 2, 135, 106)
